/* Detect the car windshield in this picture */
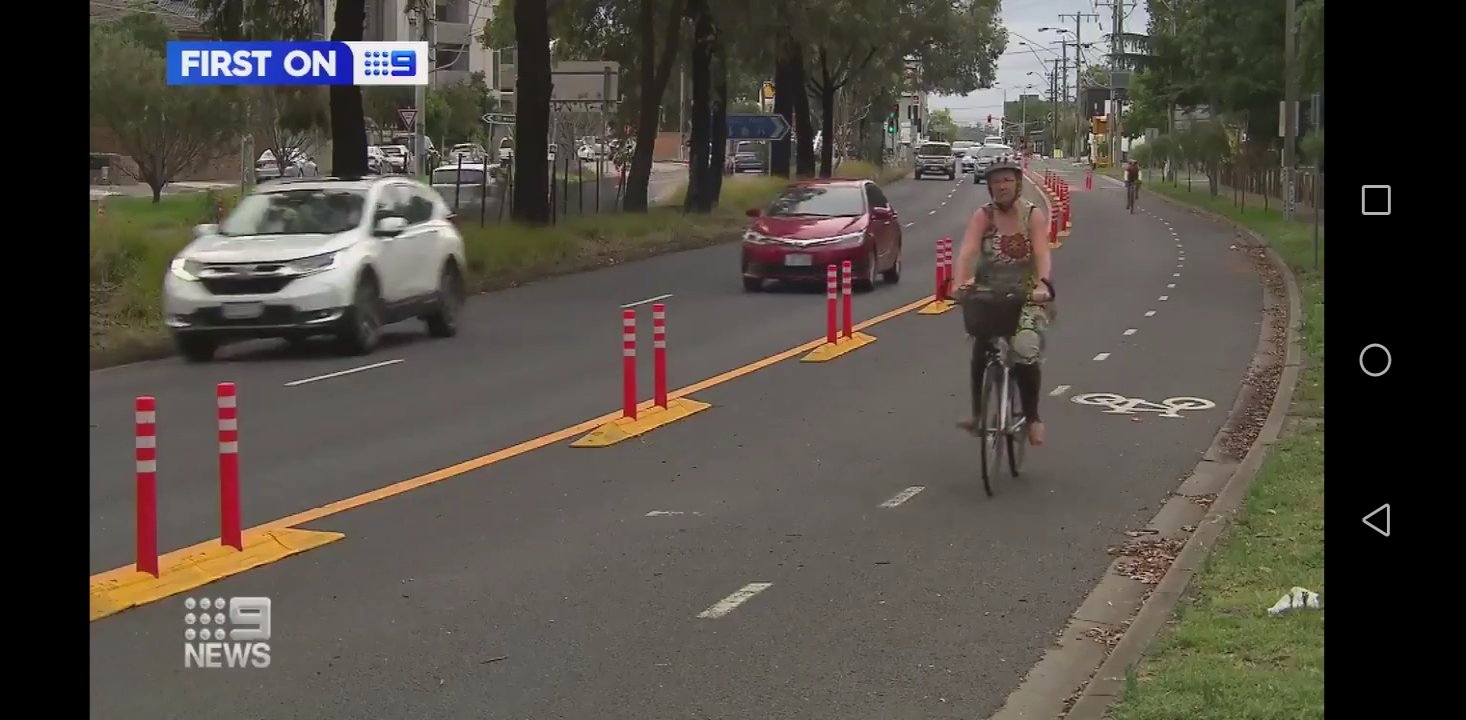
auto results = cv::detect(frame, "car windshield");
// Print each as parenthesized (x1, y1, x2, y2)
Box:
(979, 146, 1010, 158)
(219, 188, 367, 237)
(433, 168, 487, 186)
(766, 185, 865, 217)
(918, 144, 952, 156)
(382, 147, 406, 157)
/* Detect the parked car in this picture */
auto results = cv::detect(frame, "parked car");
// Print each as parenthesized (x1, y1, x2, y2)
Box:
(914, 142, 956, 180)
(256, 149, 318, 181)
(163, 176, 468, 361)
(447, 143, 486, 164)
(740, 179, 902, 292)
(430, 162, 494, 213)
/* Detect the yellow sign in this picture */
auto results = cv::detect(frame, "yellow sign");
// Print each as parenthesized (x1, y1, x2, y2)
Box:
(1091, 116, 1109, 135)
(762, 81, 775, 100)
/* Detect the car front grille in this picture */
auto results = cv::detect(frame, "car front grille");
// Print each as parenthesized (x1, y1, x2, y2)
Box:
(201, 277, 296, 295)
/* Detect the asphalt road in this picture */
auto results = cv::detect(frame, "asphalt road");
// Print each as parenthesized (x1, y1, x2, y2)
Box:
(89, 162, 1263, 719)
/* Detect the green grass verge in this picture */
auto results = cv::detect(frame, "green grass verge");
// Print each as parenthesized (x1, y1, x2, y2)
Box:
(89, 177, 790, 369)
(1101, 175, 1325, 719)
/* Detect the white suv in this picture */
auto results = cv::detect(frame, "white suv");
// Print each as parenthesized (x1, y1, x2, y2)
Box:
(163, 177, 469, 362)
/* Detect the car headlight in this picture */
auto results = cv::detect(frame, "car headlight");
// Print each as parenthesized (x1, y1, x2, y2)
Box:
(286, 252, 337, 274)
(169, 256, 203, 281)
(744, 231, 777, 244)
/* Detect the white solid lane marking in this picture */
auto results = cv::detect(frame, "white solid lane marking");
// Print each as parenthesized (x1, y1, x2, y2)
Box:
(1145, 310, 1157, 317)
(1159, 295, 1170, 301)
(622, 293, 674, 309)
(1093, 352, 1111, 361)
(646, 510, 702, 517)
(697, 583, 774, 619)
(880, 486, 926, 508)
(284, 359, 405, 387)
(1123, 328, 1137, 336)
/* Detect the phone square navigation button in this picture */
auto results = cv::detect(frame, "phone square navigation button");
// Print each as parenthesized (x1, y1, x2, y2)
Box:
(1362, 185, 1391, 215)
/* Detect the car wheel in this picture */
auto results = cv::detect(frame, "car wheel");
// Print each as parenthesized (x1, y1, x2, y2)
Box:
(742, 277, 763, 292)
(856, 250, 878, 292)
(882, 244, 902, 284)
(423, 262, 465, 338)
(337, 273, 383, 356)
(175, 334, 218, 363)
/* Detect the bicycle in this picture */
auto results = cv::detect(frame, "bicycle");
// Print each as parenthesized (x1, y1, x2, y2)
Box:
(955, 285, 1039, 495)
(1125, 179, 1139, 213)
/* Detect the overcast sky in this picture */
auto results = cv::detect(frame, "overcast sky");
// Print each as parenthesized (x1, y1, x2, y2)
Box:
(930, 0, 1150, 125)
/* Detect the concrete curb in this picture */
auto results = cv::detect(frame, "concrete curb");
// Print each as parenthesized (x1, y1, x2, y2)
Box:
(989, 167, 1306, 720)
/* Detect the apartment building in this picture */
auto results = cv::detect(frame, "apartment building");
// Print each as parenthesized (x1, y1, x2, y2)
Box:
(361, 0, 494, 88)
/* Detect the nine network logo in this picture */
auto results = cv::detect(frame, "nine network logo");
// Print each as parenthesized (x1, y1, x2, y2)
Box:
(183, 596, 272, 669)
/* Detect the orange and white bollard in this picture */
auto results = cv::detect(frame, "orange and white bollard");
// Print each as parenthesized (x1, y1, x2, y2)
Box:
(1061, 181, 1071, 230)
(824, 264, 838, 345)
(841, 260, 854, 340)
(1049, 202, 1060, 248)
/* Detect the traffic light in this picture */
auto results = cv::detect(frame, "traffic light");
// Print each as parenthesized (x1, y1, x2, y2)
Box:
(888, 103, 899, 135)
(987, 114, 993, 124)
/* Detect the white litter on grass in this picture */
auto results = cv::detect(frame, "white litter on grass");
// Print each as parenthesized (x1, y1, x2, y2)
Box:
(1267, 586, 1322, 616)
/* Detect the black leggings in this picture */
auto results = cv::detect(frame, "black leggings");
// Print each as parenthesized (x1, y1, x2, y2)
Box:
(971, 339, 1042, 424)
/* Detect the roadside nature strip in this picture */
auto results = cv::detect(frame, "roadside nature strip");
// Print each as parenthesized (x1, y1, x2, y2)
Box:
(89, 161, 909, 369)
(1102, 171, 1324, 719)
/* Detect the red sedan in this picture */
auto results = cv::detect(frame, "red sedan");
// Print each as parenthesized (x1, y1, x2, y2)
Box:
(740, 179, 903, 292)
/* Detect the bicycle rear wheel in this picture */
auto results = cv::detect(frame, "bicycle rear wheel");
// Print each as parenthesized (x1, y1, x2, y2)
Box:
(978, 363, 1004, 495)
(1006, 375, 1027, 477)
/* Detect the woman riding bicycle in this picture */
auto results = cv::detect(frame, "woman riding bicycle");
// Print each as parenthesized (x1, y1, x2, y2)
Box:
(952, 159, 1054, 446)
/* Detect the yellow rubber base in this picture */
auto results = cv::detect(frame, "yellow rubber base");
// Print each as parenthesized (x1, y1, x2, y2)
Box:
(800, 332, 877, 362)
(89, 527, 345, 622)
(1058, 228, 1072, 238)
(570, 397, 713, 448)
(918, 299, 956, 315)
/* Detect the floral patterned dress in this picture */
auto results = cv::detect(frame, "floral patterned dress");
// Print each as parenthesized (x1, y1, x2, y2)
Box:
(972, 198, 1048, 364)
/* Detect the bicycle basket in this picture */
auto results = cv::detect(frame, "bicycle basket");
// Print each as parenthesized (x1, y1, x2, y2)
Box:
(959, 289, 1025, 338)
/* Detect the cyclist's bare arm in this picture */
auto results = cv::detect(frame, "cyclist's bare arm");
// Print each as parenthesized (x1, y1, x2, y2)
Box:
(953, 208, 989, 289)
(1032, 205, 1055, 296)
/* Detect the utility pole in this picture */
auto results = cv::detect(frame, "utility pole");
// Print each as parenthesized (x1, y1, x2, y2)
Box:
(1109, 0, 1123, 163)
(1282, 0, 1299, 220)
(1059, 11, 1099, 160)
(1051, 59, 1061, 155)
(414, 2, 434, 178)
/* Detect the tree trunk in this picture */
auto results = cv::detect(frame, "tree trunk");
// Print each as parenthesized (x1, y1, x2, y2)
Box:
(511, 0, 552, 223)
(770, 39, 795, 178)
(683, 0, 711, 213)
(706, 34, 728, 210)
(818, 86, 837, 177)
(623, 0, 683, 213)
(329, 0, 367, 177)
(789, 43, 815, 178)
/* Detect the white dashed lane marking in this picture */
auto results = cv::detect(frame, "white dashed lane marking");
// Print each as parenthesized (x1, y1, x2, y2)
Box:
(1093, 352, 1111, 362)
(1050, 384, 1072, 397)
(697, 583, 774, 619)
(1123, 328, 1137, 336)
(1145, 310, 1157, 317)
(879, 486, 926, 508)
(1159, 295, 1170, 301)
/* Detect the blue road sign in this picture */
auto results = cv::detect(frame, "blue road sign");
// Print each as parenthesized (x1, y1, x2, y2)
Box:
(726, 114, 791, 141)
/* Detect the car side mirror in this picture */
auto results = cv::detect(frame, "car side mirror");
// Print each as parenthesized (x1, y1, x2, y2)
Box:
(193, 223, 219, 238)
(870, 207, 894, 220)
(374, 216, 408, 236)
(745, 208, 762, 218)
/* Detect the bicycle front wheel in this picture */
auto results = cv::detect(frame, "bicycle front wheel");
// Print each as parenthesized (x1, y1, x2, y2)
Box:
(1006, 375, 1026, 477)
(978, 363, 1004, 495)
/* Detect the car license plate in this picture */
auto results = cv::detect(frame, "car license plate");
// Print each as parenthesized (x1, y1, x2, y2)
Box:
(784, 254, 812, 267)
(221, 302, 264, 320)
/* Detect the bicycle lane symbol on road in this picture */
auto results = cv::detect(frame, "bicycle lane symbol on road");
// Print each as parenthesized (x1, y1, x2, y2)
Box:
(1070, 392, 1216, 418)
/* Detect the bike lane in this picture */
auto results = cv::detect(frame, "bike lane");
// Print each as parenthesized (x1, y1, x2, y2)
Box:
(88, 172, 1261, 719)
